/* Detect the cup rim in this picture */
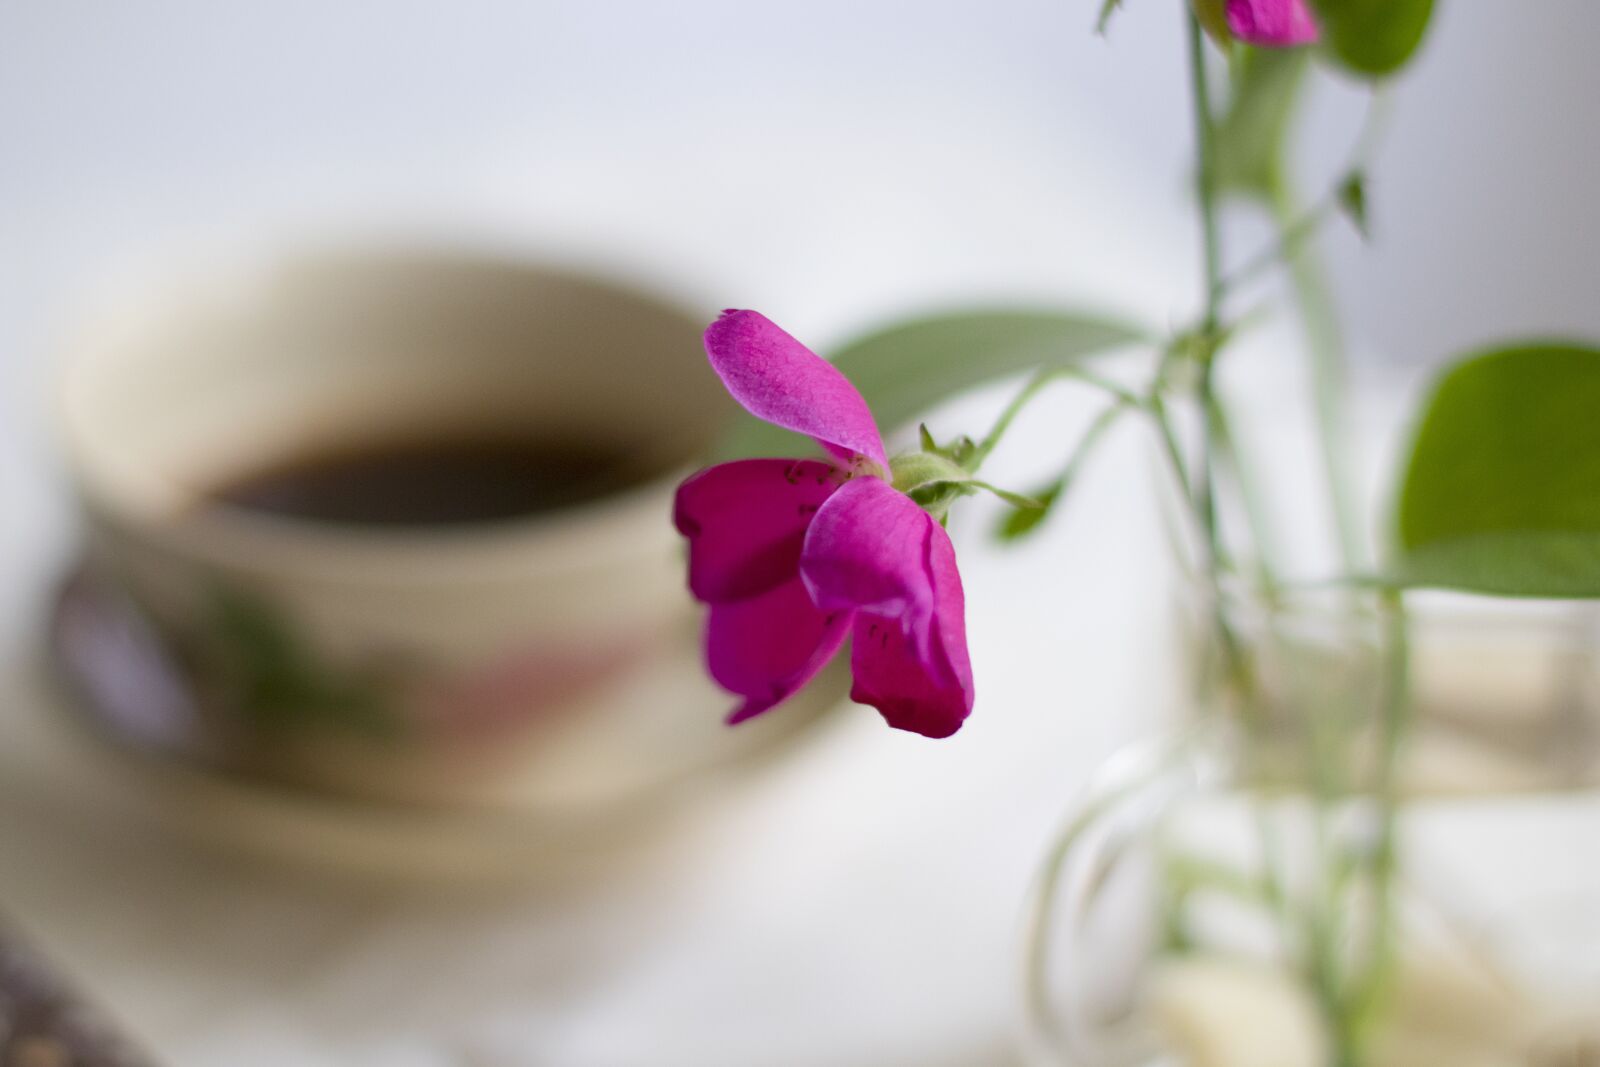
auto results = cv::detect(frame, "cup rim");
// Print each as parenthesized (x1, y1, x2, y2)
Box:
(56, 242, 726, 586)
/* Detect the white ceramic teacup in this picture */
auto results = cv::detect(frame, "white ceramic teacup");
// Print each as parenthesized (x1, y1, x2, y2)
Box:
(54, 246, 839, 811)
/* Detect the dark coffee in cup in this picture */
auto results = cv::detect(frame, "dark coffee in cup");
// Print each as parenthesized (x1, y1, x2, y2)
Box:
(209, 433, 642, 528)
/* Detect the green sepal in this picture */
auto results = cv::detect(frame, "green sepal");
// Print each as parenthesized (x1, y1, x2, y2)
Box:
(889, 451, 970, 495)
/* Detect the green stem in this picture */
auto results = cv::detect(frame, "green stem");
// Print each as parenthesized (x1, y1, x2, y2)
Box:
(1058, 366, 1145, 407)
(1188, 17, 1224, 335)
(1040, 400, 1129, 499)
(1148, 393, 1198, 537)
(1184, 11, 1227, 570)
(1206, 394, 1282, 598)
(1183, 13, 1256, 709)
(1216, 184, 1346, 298)
(1273, 178, 1366, 573)
(970, 367, 1141, 475)
(1221, 88, 1388, 578)
(1189, 17, 1370, 1066)
(971, 370, 1052, 472)
(1352, 589, 1411, 1021)
(1187, 13, 1226, 553)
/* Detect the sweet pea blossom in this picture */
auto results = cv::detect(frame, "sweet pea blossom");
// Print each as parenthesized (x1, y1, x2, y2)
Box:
(673, 310, 974, 739)
(1225, 0, 1319, 46)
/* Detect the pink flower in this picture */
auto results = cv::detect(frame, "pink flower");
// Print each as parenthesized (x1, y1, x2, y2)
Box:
(1225, 0, 1319, 46)
(673, 310, 974, 739)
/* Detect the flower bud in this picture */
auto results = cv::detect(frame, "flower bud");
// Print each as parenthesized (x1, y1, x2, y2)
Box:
(1220, 0, 1319, 47)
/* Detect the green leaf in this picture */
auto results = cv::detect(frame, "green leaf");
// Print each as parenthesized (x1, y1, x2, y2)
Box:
(910, 478, 1040, 513)
(1214, 47, 1311, 201)
(1190, 0, 1234, 48)
(1337, 171, 1370, 238)
(970, 480, 1045, 510)
(997, 483, 1063, 541)
(714, 308, 1146, 461)
(1096, 0, 1124, 35)
(993, 400, 1128, 543)
(1311, 0, 1434, 78)
(1392, 342, 1600, 597)
(1390, 536, 1600, 599)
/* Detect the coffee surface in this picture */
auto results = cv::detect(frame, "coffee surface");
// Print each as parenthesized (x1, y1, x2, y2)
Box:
(210, 435, 638, 527)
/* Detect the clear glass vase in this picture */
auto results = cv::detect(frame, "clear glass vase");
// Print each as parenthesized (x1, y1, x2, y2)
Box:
(1022, 588, 1600, 1067)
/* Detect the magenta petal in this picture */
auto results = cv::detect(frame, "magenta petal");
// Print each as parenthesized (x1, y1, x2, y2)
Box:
(1225, 0, 1319, 46)
(705, 577, 850, 725)
(705, 310, 889, 469)
(798, 477, 933, 621)
(675, 459, 845, 604)
(800, 477, 974, 738)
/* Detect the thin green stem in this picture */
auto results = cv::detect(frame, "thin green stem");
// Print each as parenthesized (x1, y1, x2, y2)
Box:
(1274, 178, 1365, 573)
(1206, 394, 1282, 598)
(1184, 10, 1229, 566)
(1232, 90, 1391, 575)
(1059, 366, 1144, 407)
(1060, 401, 1128, 480)
(1188, 16, 1224, 336)
(1028, 400, 1130, 512)
(1224, 91, 1385, 301)
(1216, 183, 1347, 297)
(1187, 11, 1226, 551)
(1182, 12, 1257, 711)
(1147, 393, 1198, 524)
(970, 367, 1141, 475)
(971, 370, 1052, 472)
(1220, 89, 1390, 305)
(1148, 392, 1258, 710)
(1352, 589, 1411, 1019)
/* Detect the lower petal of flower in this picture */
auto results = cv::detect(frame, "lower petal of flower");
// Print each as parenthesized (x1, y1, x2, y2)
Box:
(848, 519, 973, 739)
(799, 475, 975, 738)
(704, 577, 851, 725)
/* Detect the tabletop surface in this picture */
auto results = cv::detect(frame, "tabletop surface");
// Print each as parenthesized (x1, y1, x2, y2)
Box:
(0, 410, 1167, 1066)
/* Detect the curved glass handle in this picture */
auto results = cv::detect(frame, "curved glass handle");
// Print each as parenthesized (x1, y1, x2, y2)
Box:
(1020, 728, 1228, 1067)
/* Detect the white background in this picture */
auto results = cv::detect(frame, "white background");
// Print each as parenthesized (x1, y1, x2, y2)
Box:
(5, 0, 1600, 606)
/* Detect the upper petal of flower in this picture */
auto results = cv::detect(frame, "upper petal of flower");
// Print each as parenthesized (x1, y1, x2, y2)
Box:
(675, 458, 846, 604)
(1225, 0, 1319, 46)
(799, 477, 974, 737)
(704, 576, 851, 725)
(704, 310, 889, 469)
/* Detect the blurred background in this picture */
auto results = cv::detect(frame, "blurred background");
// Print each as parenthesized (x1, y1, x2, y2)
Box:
(7, 1, 1600, 622)
(2, 2, 1598, 1065)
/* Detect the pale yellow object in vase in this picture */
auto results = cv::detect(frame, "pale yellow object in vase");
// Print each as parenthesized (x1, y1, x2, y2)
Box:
(1150, 949, 1595, 1067)
(1149, 957, 1328, 1067)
